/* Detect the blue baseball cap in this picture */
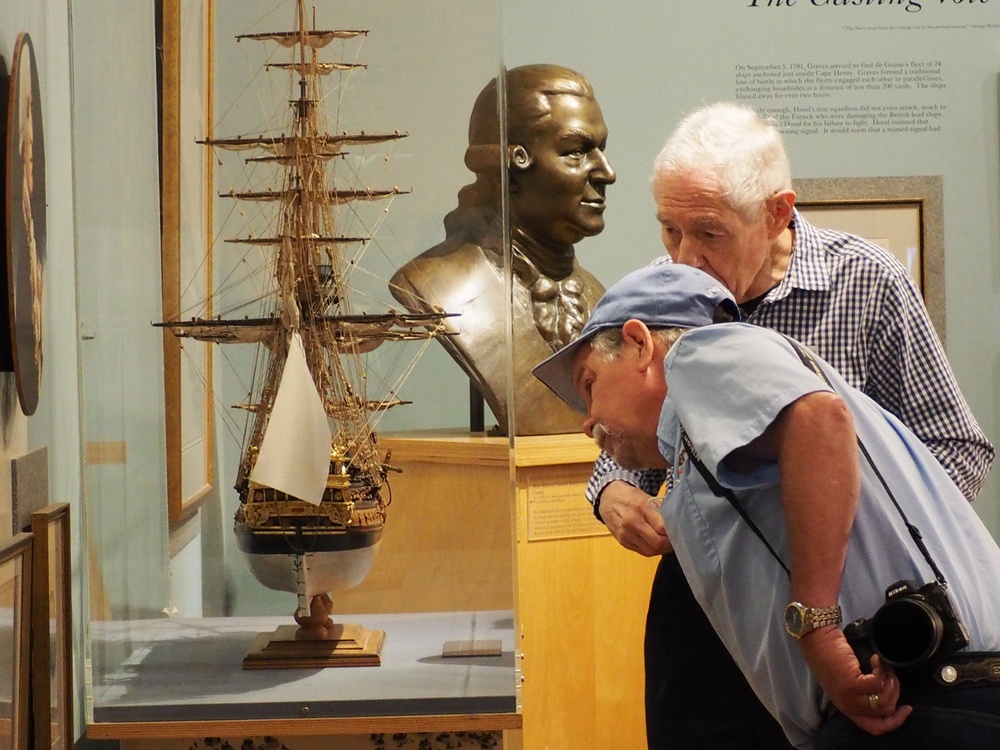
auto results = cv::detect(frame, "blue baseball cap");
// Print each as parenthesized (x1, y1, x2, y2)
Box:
(532, 259, 738, 413)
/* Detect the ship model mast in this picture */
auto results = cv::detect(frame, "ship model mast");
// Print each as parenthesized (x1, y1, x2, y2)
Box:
(158, 0, 451, 667)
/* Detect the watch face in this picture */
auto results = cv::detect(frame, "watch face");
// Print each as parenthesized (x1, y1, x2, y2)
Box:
(785, 604, 804, 634)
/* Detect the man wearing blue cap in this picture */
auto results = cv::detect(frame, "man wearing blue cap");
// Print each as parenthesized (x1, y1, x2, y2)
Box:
(534, 261, 1000, 749)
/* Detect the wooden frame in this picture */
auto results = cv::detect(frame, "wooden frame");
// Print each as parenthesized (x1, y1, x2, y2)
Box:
(4, 32, 46, 417)
(794, 176, 945, 344)
(160, 0, 216, 520)
(30, 504, 71, 750)
(0, 532, 32, 750)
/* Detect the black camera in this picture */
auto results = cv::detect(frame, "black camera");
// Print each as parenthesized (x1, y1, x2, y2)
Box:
(844, 579, 969, 673)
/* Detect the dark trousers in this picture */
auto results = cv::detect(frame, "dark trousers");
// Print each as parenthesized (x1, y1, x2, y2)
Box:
(645, 553, 795, 750)
(816, 665, 1000, 749)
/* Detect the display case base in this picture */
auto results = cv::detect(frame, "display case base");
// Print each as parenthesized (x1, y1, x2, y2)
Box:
(243, 622, 385, 669)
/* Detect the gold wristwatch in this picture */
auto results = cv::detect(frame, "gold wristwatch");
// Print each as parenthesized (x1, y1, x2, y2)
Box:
(784, 601, 842, 639)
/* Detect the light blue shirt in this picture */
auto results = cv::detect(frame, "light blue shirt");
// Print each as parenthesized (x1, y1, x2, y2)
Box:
(657, 323, 1000, 749)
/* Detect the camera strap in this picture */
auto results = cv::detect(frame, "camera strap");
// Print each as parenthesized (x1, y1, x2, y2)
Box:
(680, 428, 791, 576)
(678, 334, 949, 586)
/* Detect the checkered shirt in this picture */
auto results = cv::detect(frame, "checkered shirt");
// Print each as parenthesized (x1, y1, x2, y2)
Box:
(586, 211, 994, 512)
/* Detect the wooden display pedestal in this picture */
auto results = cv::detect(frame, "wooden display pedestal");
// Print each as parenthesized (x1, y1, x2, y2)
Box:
(243, 622, 386, 669)
(380, 430, 659, 750)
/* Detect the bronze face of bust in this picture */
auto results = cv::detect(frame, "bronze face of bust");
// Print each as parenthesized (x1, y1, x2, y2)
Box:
(390, 63, 615, 435)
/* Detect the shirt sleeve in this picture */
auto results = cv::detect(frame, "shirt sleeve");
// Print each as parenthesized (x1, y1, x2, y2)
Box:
(863, 271, 994, 500)
(664, 325, 831, 480)
(586, 452, 667, 521)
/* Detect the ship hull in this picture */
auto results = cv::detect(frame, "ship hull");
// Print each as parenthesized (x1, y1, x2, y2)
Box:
(234, 481, 386, 599)
(237, 545, 381, 600)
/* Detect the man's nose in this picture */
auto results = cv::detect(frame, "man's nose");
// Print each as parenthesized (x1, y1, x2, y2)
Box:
(582, 416, 596, 438)
(592, 150, 616, 184)
(669, 239, 704, 269)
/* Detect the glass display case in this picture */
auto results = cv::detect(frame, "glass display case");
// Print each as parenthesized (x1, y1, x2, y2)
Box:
(73, 2, 656, 748)
(75, 0, 517, 743)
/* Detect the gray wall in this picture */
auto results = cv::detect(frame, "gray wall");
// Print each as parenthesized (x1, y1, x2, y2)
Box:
(72, 0, 167, 617)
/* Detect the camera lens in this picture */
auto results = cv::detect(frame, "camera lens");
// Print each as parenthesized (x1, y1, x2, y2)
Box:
(870, 597, 943, 667)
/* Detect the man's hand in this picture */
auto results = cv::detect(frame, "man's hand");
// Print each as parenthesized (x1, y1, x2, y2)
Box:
(798, 626, 912, 735)
(599, 481, 672, 556)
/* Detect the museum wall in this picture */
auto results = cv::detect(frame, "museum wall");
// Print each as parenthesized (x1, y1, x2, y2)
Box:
(72, 0, 167, 625)
(0, 6, 75, 554)
(0, 0, 170, 743)
(0, 0, 87, 742)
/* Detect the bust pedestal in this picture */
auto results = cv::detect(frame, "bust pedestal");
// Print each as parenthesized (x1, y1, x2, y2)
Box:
(377, 430, 658, 750)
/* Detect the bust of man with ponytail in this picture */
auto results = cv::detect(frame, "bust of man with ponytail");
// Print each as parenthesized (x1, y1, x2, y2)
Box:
(390, 63, 616, 435)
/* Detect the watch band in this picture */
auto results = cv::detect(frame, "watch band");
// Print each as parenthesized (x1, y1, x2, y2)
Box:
(785, 601, 842, 638)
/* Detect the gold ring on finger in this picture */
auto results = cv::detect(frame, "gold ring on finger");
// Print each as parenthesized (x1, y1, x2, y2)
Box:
(869, 693, 880, 710)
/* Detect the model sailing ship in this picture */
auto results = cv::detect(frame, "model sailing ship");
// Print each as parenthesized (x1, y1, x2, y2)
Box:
(158, 0, 450, 667)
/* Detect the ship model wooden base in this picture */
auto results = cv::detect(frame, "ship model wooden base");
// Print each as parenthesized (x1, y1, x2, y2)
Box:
(243, 592, 385, 669)
(243, 622, 386, 669)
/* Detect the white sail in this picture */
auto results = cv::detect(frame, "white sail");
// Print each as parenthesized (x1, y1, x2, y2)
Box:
(249, 331, 332, 505)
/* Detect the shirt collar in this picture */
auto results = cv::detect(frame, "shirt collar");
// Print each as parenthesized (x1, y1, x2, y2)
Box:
(657, 406, 680, 461)
(657, 353, 682, 462)
(763, 209, 832, 304)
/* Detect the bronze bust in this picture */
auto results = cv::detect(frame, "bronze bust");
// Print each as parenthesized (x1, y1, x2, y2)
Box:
(390, 64, 615, 435)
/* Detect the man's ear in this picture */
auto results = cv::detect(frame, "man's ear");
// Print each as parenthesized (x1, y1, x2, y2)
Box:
(765, 190, 795, 239)
(507, 145, 532, 193)
(621, 319, 656, 370)
(508, 144, 533, 171)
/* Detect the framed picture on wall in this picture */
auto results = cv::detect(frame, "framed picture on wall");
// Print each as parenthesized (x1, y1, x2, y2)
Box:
(797, 201, 923, 291)
(159, 0, 216, 521)
(30, 504, 71, 750)
(3, 32, 46, 417)
(794, 176, 945, 344)
(0, 532, 32, 750)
